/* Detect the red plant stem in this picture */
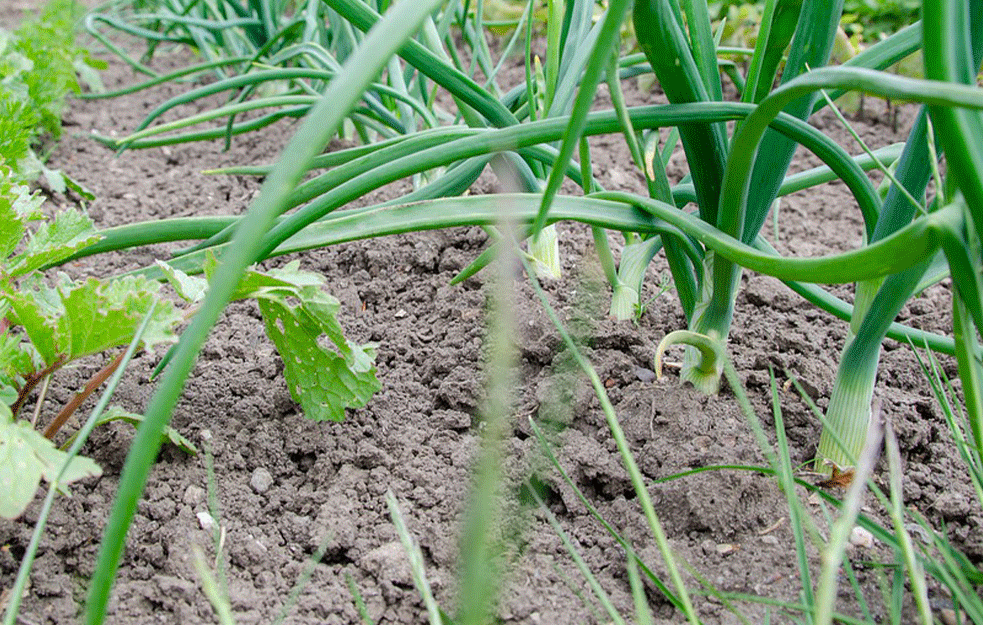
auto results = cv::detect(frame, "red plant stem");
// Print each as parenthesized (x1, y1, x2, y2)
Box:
(43, 351, 126, 440)
(12, 359, 64, 418)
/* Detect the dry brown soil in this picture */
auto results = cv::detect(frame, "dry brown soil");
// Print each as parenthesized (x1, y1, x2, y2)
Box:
(1, 5, 979, 624)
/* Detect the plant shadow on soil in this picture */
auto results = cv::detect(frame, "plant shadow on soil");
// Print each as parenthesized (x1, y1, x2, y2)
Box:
(1, 8, 979, 624)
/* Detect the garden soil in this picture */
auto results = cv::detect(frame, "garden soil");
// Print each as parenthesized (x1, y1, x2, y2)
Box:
(2, 5, 979, 624)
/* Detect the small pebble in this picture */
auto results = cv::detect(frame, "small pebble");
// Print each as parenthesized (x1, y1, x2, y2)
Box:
(849, 526, 874, 549)
(183, 485, 206, 506)
(250, 467, 274, 494)
(197, 511, 215, 531)
(715, 543, 739, 556)
(701, 539, 716, 556)
(634, 366, 657, 383)
(760, 535, 779, 546)
(905, 522, 932, 544)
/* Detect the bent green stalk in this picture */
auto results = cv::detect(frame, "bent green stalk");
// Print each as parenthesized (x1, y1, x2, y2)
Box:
(817, 261, 932, 471)
(923, 0, 983, 454)
(148, 193, 960, 289)
(818, 0, 983, 472)
(251, 102, 883, 262)
(816, 106, 939, 472)
(696, 66, 983, 390)
(531, 0, 632, 237)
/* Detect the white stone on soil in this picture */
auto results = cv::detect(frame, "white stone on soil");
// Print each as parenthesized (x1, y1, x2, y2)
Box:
(250, 467, 274, 493)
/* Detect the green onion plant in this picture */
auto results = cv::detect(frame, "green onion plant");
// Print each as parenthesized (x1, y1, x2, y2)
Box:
(18, 0, 983, 621)
(86, 0, 983, 475)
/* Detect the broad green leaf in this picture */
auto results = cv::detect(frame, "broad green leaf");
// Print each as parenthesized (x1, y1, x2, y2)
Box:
(165, 254, 379, 421)
(0, 168, 43, 259)
(7, 208, 100, 276)
(344, 339, 377, 375)
(0, 403, 101, 519)
(0, 427, 43, 519)
(5, 274, 180, 364)
(298, 290, 350, 359)
(157, 260, 208, 302)
(177, 257, 378, 420)
(165, 256, 328, 309)
(259, 260, 326, 289)
(202, 255, 324, 299)
(5, 274, 62, 363)
(258, 297, 379, 422)
(69, 276, 180, 356)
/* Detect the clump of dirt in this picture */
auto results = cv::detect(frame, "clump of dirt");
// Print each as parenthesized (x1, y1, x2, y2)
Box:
(1, 6, 977, 624)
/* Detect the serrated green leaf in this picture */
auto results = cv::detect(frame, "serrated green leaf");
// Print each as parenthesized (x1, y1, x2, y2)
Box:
(156, 260, 208, 303)
(7, 208, 100, 276)
(345, 339, 378, 374)
(0, 330, 41, 399)
(65, 276, 180, 357)
(260, 260, 325, 288)
(203, 255, 325, 300)
(196, 257, 379, 420)
(9, 173, 44, 220)
(41, 163, 66, 194)
(204, 255, 362, 361)
(5, 274, 180, 364)
(258, 298, 379, 422)
(60, 277, 135, 358)
(293, 286, 348, 353)
(0, 189, 25, 260)
(5, 275, 62, 363)
(0, 96, 38, 182)
(0, 168, 43, 259)
(0, 403, 101, 519)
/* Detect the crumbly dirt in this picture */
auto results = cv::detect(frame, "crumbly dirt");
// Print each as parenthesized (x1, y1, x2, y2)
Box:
(1, 5, 978, 624)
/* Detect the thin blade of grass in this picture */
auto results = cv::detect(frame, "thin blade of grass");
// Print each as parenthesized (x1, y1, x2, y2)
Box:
(192, 547, 237, 625)
(765, 369, 816, 607)
(883, 420, 933, 625)
(518, 250, 699, 623)
(528, 486, 627, 625)
(814, 399, 884, 625)
(528, 418, 684, 609)
(386, 492, 443, 625)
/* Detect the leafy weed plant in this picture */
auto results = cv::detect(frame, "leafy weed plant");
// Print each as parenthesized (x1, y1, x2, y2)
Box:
(0, 0, 104, 191)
